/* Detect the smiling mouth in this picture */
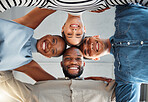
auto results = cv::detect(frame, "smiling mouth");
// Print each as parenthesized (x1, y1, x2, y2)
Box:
(42, 40, 49, 52)
(70, 24, 79, 28)
(42, 42, 46, 50)
(68, 67, 79, 74)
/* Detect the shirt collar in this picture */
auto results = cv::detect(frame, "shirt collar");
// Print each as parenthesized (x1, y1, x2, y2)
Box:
(58, 77, 84, 80)
(31, 37, 37, 53)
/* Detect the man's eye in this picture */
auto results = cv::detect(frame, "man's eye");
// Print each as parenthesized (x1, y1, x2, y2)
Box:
(84, 49, 87, 55)
(84, 39, 86, 44)
(87, 39, 90, 45)
(52, 38, 55, 44)
(52, 49, 54, 54)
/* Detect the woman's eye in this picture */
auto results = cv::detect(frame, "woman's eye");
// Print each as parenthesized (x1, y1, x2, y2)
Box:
(65, 58, 71, 60)
(76, 58, 81, 61)
(76, 34, 81, 36)
(67, 33, 72, 35)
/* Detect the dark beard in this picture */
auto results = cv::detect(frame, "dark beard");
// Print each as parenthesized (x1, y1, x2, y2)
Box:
(62, 66, 84, 79)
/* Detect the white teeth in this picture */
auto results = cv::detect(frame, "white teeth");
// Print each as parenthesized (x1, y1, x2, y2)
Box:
(91, 43, 93, 49)
(71, 25, 78, 27)
(43, 42, 45, 50)
(70, 67, 78, 69)
(96, 43, 99, 50)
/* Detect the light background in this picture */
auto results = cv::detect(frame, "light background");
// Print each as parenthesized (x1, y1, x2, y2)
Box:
(0, 6, 148, 102)
(6, 6, 148, 102)
(0, 7, 115, 84)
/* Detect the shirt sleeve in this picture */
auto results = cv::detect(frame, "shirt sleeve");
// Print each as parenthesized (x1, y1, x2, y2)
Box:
(0, 0, 48, 12)
(105, 0, 148, 7)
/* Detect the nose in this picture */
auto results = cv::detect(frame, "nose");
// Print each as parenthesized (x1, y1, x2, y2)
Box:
(72, 28, 77, 31)
(47, 42, 52, 50)
(70, 58, 77, 64)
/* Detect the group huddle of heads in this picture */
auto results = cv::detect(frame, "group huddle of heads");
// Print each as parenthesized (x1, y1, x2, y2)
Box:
(36, 15, 106, 79)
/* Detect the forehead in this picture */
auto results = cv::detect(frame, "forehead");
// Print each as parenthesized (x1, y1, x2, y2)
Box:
(64, 48, 82, 57)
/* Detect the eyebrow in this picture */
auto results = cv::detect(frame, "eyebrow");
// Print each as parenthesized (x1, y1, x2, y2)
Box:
(65, 55, 71, 57)
(55, 48, 57, 54)
(55, 38, 57, 44)
(77, 55, 82, 57)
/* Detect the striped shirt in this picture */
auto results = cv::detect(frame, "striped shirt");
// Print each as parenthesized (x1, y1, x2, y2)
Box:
(0, 0, 148, 13)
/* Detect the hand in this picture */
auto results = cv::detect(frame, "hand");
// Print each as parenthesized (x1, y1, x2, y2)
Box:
(84, 76, 112, 83)
(90, 7, 110, 13)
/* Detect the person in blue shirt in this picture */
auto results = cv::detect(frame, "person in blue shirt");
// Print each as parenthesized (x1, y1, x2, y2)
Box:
(80, 3, 148, 102)
(0, 7, 66, 81)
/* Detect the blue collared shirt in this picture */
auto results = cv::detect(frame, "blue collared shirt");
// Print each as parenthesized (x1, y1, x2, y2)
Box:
(109, 4, 148, 102)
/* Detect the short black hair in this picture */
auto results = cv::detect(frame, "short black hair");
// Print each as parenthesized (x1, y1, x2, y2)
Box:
(53, 35, 67, 57)
(62, 31, 85, 47)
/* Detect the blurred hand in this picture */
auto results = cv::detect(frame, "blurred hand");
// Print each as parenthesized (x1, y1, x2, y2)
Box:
(85, 76, 112, 83)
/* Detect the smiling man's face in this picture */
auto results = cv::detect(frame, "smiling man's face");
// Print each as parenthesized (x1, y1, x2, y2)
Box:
(80, 36, 106, 59)
(61, 47, 85, 78)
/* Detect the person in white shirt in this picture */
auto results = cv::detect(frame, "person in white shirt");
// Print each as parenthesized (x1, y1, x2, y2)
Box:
(0, 47, 115, 102)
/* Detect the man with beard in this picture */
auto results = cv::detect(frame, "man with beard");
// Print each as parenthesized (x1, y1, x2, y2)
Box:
(80, 3, 148, 102)
(60, 47, 85, 79)
(0, 47, 116, 102)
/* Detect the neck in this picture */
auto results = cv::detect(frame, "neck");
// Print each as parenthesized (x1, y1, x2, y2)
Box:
(102, 39, 111, 55)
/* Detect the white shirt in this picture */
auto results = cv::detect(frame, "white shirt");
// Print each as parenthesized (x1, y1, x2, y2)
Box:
(0, 71, 116, 102)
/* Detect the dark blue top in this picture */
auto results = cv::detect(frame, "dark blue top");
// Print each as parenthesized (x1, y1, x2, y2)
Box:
(109, 4, 148, 102)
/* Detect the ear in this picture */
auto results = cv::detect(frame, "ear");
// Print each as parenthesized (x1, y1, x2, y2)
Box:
(92, 58, 100, 61)
(83, 62, 85, 67)
(84, 26, 86, 33)
(60, 61, 63, 68)
(93, 35, 100, 38)
(62, 25, 65, 32)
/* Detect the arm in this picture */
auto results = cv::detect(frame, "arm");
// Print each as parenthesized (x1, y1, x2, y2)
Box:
(84, 76, 112, 83)
(0, 0, 48, 12)
(13, 7, 56, 29)
(14, 60, 56, 81)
